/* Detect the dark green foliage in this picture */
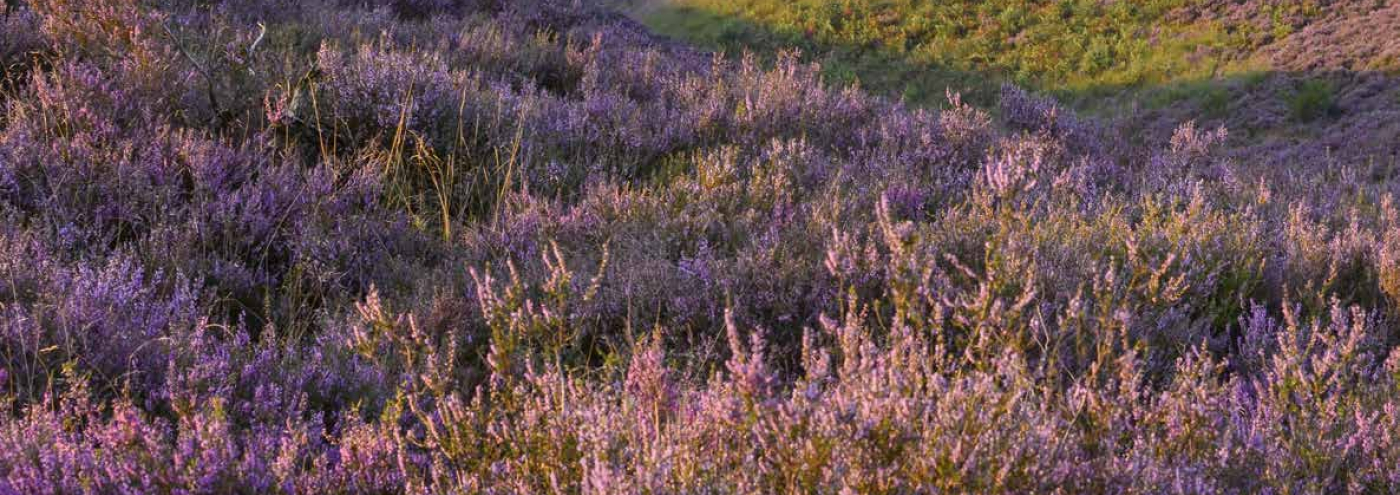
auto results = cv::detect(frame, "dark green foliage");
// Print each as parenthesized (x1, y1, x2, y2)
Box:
(1289, 79, 1338, 122)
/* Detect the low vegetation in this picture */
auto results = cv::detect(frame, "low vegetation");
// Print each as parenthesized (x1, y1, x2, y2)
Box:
(639, 0, 1285, 105)
(2, 0, 1400, 493)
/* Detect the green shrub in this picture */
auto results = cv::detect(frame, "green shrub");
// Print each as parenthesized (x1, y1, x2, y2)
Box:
(1199, 85, 1231, 118)
(1289, 79, 1337, 122)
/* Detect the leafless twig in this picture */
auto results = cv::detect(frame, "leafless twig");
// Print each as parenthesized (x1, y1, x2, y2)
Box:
(246, 22, 266, 74)
(162, 20, 223, 123)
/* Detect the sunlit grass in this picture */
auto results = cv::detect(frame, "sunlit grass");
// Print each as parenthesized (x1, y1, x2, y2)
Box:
(639, 0, 1272, 111)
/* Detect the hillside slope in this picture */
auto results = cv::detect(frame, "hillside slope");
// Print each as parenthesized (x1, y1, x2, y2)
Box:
(3, 0, 1400, 492)
(640, 0, 1400, 173)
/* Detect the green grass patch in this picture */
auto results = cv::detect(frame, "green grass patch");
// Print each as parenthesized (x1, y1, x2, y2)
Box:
(636, 0, 1345, 126)
(640, 0, 1250, 108)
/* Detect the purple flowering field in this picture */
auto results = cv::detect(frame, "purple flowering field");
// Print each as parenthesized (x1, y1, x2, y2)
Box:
(3, 0, 1400, 492)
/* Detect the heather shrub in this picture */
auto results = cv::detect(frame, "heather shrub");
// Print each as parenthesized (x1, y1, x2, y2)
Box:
(5, 0, 1400, 492)
(313, 39, 464, 140)
(1379, 213, 1400, 313)
(999, 84, 1102, 156)
(0, 248, 199, 402)
(27, 0, 157, 58)
(0, 9, 43, 76)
